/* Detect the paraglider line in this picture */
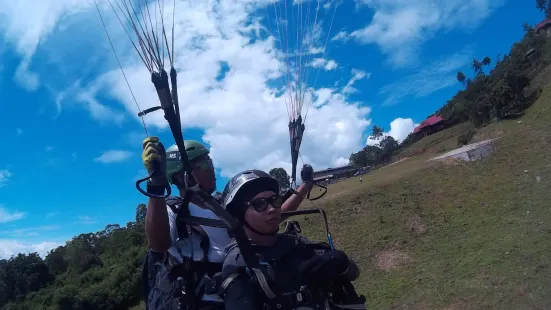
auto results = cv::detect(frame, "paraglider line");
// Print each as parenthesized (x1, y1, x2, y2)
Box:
(94, 0, 148, 136)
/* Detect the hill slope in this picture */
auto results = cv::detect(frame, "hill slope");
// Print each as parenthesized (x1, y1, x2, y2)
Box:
(298, 76, 551, 309)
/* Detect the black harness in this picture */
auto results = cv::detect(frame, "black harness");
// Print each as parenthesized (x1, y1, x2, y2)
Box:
(167, 195, 211, 263)
(216, 231, 367, 310)
(143, 196, 224, 310)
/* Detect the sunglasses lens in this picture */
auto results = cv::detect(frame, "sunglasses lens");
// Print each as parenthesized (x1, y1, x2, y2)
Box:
(271, 196, 283, 208)
(250, 196, 282, 212)
(195, 159, 212, 170)
(251, 200, 268, 212)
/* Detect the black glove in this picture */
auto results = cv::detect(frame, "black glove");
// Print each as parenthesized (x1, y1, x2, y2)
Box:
(301, 164, 314, 183)
(298, 250, 350, 283)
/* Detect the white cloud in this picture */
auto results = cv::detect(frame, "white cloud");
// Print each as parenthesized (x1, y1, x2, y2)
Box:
(0, 225, 60, 237)
(331, 30, 351, 42)
(77, 216, 96, 224)
(0, 239, 62, 259)
(379, 47, 473, 106)
(386, 118, 419, 142)
(14, 59, 40, 91)
(342, 68, 370, 95)
(121, 131, 148, 147)
(350, 0, 504, 67)
(0, 169, 13, 187)
(0, 0, 372, 179)
(0, 206, 26, 223)
(335, 157, 350, 166)
(46, 212, 59, 218)
(312, 58, 338, 70)
(94, 150, 132, 164)
(75, 84, 126, 124)
(366, 117, 419, 145)
(0, 0, 95, 90)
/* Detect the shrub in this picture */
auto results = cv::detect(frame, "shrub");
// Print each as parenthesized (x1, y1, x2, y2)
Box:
(457, 123, 476, 146)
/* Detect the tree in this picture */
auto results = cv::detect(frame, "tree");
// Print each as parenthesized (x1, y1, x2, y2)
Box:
(100, 224, 121, 237)
(495, 53, 503, 65)
(369, 125, 384, 142)
(269, 168, 291, 191)
(45, 246, 68, 276)
(0, 253, 53, 307)
(65, 233, 103, 273)
(482, 56, 491, 67)
(472, 58, 483, 75)
(350, 144, 386, 168)
(378, 136, 399, 162)
(135, 203, 146, 223)
(379, 136, 399, 154)
(349, 150, 368, 167)
(536, 0, 551, 18)
(364, 145, 384, 166)
(536, 0, 547, 12)
(523, 22, 535, 34)
(456, 71, 466, 87)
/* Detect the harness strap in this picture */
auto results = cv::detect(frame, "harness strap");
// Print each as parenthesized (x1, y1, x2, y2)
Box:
(251, 268, 277, 299)
(218, 271, 310, 309)
(167, 195, 212, 262)
(191, 223, 210, 263)
(217, 268, 276, 299)
(217, 272, 239, 295)
(169, 194, 192, 241)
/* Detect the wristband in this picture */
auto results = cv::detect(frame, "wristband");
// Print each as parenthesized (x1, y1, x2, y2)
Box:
(147, 183, 166, 195)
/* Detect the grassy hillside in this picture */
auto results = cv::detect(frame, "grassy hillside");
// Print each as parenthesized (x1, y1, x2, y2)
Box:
(294, 74, 551, 309)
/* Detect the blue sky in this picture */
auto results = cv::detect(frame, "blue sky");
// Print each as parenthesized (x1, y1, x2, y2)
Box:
(0, 0, 545, 258)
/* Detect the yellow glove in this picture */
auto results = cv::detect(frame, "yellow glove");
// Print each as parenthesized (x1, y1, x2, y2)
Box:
(141, 137, 167, 190)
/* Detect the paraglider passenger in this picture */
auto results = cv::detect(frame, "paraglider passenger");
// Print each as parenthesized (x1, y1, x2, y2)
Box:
(218, 169, 363, 310)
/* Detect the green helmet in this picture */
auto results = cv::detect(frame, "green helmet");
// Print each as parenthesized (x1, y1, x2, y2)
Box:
(166, 140, 210, 184)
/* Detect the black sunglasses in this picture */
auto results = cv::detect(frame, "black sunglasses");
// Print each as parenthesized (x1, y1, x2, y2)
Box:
(192, 158, 213, 170)
(246, 195, 283, 212)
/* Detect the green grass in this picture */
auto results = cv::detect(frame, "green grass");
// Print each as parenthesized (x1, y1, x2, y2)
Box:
(293, 77, 551, 309)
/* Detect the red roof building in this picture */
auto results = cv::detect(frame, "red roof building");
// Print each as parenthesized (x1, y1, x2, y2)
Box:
(535, 19, 551, 35)
(413, 115, 445, 134)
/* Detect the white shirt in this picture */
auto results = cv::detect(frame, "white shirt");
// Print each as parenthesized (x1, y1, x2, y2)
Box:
(167, 202, 231, 302)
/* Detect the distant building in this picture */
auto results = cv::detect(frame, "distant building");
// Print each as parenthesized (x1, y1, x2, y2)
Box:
(313, 164, 360, 182)
(412, 115, 445, 137)
(536, 19, 551, 36)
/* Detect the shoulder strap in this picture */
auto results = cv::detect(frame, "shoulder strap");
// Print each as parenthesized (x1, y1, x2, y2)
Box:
(219, 245, 276, 299)
(190, 224, 210, 262)
(168, 193, 216, 263)
(165, 195, 184, 210)
(166, 194, 192, 241)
